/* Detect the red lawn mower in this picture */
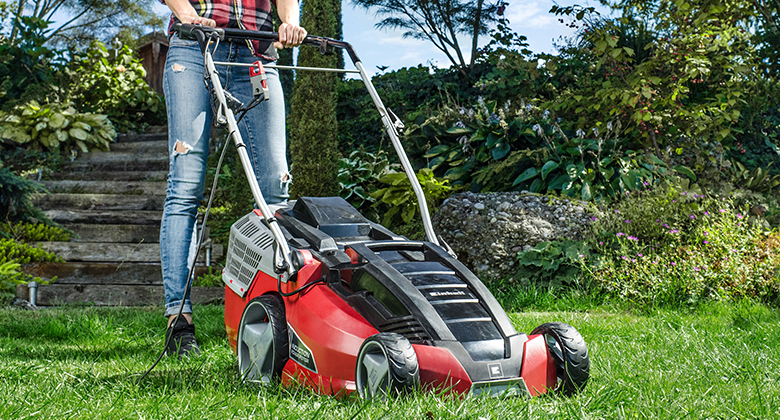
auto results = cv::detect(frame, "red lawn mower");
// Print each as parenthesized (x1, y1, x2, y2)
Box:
(177, 24, 589, 398)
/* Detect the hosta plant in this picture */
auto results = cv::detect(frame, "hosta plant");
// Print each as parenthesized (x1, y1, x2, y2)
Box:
(0, 100, 115, 157)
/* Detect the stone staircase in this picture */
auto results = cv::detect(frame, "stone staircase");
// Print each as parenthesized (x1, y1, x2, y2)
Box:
(20, 129, 224, 307)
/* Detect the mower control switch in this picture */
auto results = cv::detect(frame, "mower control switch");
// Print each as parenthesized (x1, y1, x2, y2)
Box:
(250, 61, 269, 100)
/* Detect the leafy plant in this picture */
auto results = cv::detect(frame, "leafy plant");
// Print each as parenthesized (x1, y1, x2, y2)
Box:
(513, 240, 595, 289)
(338, 150, 398, 220)
(66, 40, 165, 132)
(0, 222, 70, 242)
(0, 100, 115, 157)
(0, 238, 62, 298)
(730, 160, 780, 194)
(371, 168, 452, 228)
(0, 167, 46, 223)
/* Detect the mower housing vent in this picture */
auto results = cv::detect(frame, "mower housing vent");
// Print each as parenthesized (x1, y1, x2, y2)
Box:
(223, 211, 275, 298)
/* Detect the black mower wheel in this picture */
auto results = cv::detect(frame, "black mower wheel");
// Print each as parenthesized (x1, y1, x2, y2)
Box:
(531, 322, 589, 396)
(237, 294, 289, 383)
(355, 332, 419, 399)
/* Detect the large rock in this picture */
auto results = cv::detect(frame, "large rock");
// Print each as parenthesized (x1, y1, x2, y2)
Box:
(433, 192, 597, 280)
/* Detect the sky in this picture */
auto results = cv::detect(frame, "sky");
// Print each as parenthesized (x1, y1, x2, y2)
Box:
(149, 0, 587, 78)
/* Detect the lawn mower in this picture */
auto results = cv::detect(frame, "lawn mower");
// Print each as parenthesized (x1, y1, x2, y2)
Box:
(176, 24, 590, 398)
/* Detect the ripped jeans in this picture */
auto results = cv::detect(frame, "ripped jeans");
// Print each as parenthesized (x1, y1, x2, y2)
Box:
(160, 34, 289, 317)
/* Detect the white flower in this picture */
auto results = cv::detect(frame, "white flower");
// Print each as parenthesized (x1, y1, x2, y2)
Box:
(592, 127, 599, 137)
(542, 110, 550, 120)
(532, 124, 543, 136)
(607, 121, 613, 131)
(526, 103, 533, 112)
(576, 128, 585, 138)
(459, 107, 466, 115)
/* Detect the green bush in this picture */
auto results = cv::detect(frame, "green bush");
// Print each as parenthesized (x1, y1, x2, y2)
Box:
(66, 40, 165, 132)
(0, 100, 115, 157)
(0, 167, 46, 223)
(0, 222, 70, 242)
(371, 168, 452, 229)
(513, 239, 595, 289)
(338, 150, 398, 222)
(0, 238, 63, 299)
(582, 187, 780, 306)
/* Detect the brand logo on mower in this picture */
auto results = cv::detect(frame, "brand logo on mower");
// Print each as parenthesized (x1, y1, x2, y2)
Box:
(488, 363, 503, 379)
(428, 290, 466, 297)
(288, 324, 318, 373)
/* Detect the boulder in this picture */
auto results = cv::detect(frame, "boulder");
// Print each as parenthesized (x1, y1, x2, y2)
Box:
(433, 191, 597, 280)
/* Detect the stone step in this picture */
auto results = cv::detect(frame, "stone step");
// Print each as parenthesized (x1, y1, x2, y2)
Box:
(34, 242, 224, 263)
(18, 283, 224, 307)
(66, 224, 161, 243)
(33, 193, 166, 211)
(64, 152, 168, 172)
(45, 209, 163, 225)
(21, 262, 215, 285)
(109, 139, 168, 154)
(41, 180, 167, 195)
(44, 171, 168, 182)
(116, 132, 168, 143)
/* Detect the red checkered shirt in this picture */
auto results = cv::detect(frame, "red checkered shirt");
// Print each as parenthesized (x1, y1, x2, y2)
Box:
(161, 0, 278, 59)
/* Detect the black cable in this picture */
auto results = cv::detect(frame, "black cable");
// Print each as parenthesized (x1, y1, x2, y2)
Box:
(137, 129, 232, 383)
(278, 275, 326, 297)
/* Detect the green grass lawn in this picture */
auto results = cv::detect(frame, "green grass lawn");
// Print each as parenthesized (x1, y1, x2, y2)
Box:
(1, 301, 779, 419)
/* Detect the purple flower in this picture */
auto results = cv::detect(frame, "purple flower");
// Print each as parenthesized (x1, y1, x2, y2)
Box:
(671, 262, 677, 266)
(614, 210, 620, 213)
(673, 200, 676, 203)
(682, 192, 687, 196)
(625, 220, 631, 223)
(689, 215, 695, 219)
(703, 231, 708, 236)
(703, 240, 709, 244)
(737, 213, 743, 219)
(631, 258, 636, 262)
(670, 229, 680, 234)
(694, 266, 700, 271)
(719, 209, 727, 213)
(590, 216, 598, 221)
(621, 255, 628, 260)
(656, 219, 661, 222)
(637, 253, 643, 257)
(704, 211, 709, 215)
(663, 223, 670, 228)
(616, 232, 625, 237)
(628, 236, 639, 241)
(599, 241, 603, 245)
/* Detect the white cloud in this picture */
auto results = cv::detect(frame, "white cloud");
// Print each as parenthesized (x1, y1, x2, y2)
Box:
(505, 0, 556, 29)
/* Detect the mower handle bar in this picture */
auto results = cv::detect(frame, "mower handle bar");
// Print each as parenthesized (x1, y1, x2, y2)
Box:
(173, 23, 443, 252)
(174, 23, 361, 64)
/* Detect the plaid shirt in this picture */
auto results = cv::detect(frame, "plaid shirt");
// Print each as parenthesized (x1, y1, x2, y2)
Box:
(162, 0, 278, 59)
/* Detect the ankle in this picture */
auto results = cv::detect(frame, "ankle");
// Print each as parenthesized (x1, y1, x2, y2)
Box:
(167, 313, 193, 328)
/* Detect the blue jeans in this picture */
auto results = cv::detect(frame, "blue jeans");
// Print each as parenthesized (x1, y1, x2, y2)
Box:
(161, 35, 289, 317)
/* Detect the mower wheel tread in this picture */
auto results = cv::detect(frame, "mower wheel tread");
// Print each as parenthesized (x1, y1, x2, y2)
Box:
(356, 332, 419, 398)
(531, 322, 589, 396)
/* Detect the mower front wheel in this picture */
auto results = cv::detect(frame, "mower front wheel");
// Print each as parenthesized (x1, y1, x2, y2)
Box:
(531, 322, 589, 396)
(355, 332, 419, 399)
(237, 294, 289, 384)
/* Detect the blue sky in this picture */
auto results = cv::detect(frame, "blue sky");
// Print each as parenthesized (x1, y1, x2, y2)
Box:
(151, 1, 586, 77)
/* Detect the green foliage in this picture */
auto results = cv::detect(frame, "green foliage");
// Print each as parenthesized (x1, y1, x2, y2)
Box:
(0, 167, 46, 223)
(288, 0, 341, 198)
(547, 0, 755, 160)
(371, 168, 452, 228)
(66, 40, 165, 132)
(730, 160, 780, 193)
(513, 240, 594, 289)
(338, 150, 398, 221)
(0, 100, 115, 157)
(0, 238, 62, 297)
(413, 100, 678, 201)
(0, 15, 63, 110)
(0, 221, 70, 242)
(194, 266, 224, 287)
(583, 186, 780, 306)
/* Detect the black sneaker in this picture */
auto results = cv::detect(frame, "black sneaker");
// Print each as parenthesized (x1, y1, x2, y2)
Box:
(165, 315, 201, 358)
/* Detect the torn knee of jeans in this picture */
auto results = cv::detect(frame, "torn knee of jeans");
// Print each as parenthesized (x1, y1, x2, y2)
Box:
(173, 140, 192, 156)
(280, 172, 292, 187)
(171, 63, 185, 72)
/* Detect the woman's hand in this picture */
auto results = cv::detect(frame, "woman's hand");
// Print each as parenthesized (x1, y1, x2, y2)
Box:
(185, 15, 217, 27)
(275, 22, 307, 49)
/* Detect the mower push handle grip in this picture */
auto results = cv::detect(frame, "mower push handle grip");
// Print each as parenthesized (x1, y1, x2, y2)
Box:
(173, 23, 360, 63)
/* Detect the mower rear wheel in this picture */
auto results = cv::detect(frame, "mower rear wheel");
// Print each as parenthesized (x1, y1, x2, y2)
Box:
(355, 333, 419, 399)
(531, 322, 589, 395)
(237, 294, 289, 384)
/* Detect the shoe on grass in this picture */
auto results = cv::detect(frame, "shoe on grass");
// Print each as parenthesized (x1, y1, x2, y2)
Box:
(165, 315, 201, 358)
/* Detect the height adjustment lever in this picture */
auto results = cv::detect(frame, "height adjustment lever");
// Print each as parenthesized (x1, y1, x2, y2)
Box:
(250, 61, 270, 101)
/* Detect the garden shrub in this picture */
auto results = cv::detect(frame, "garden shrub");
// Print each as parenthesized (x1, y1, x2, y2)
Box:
(0, 221, 70, 242)
(0, 167, 46, 223)
(371, 168, 452, 230)
(513, 239, 595, 289)
(583, 186, 780, 306)
(0, 238, 63, 301)
(66, 40, 165, 132)
(0, 100, 115, 158)
(338, 149, 398, 222)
